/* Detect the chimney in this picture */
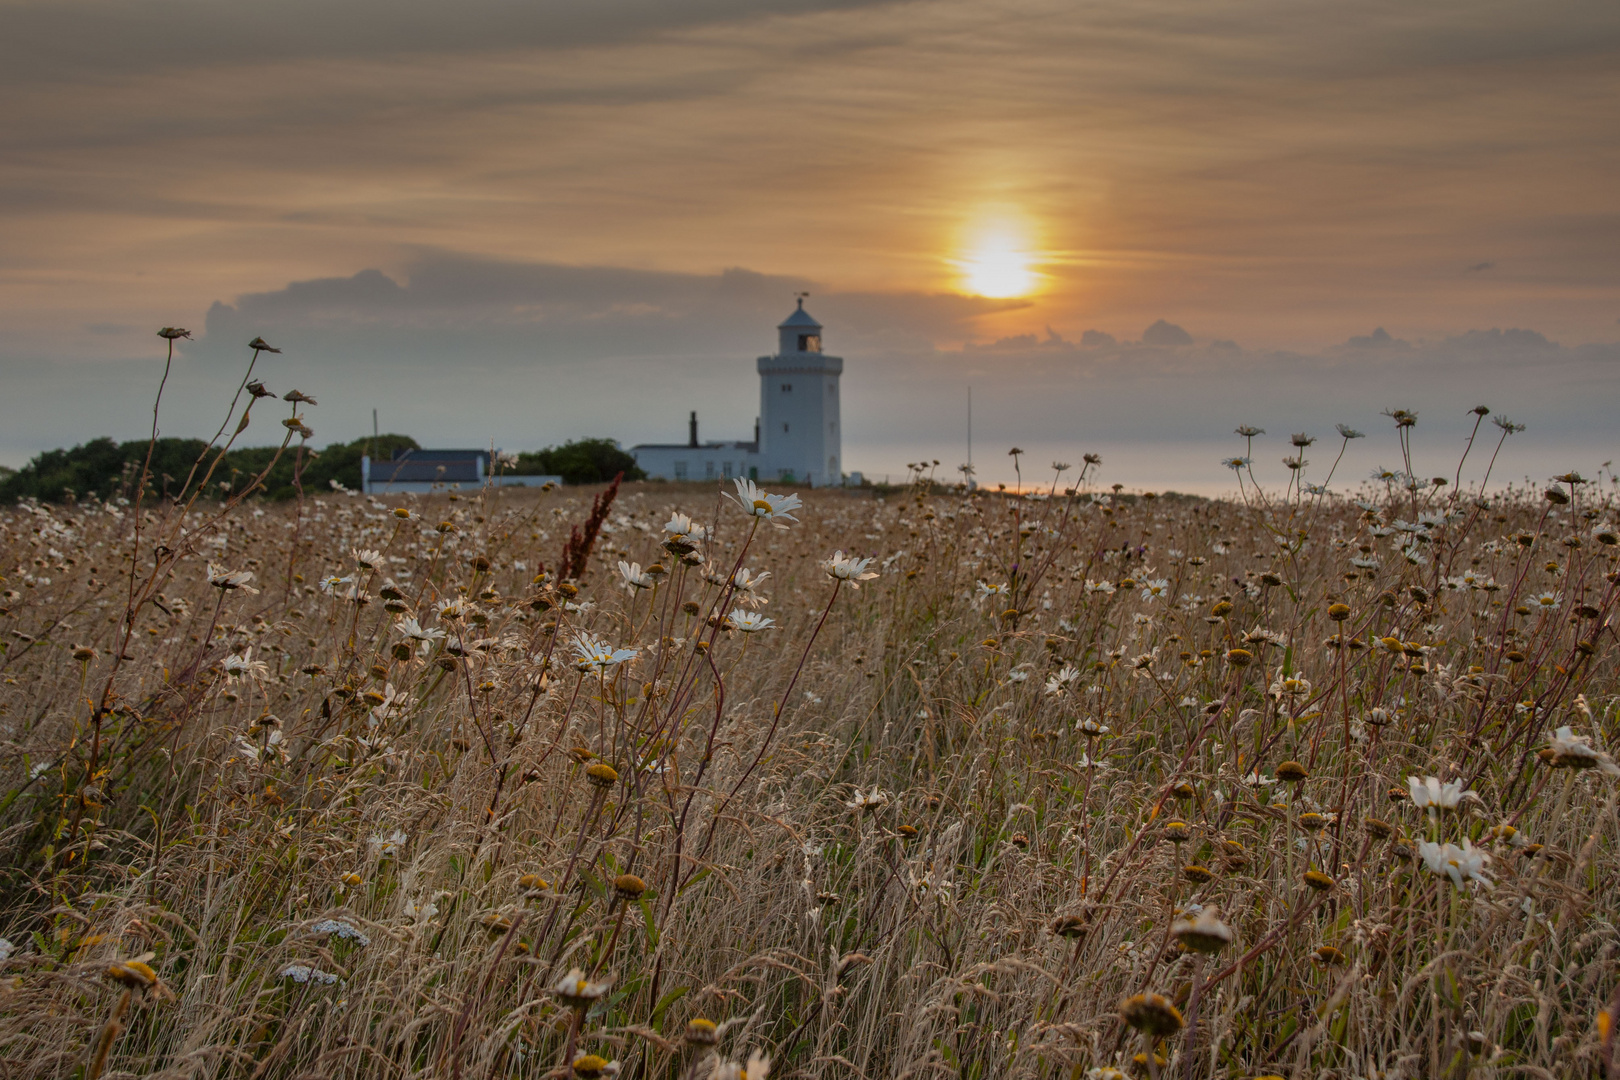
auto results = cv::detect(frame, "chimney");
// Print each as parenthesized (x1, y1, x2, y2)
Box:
(689, 410, 698, 448)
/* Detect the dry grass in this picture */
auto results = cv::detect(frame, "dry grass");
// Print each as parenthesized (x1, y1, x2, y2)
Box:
(1, 376, 1619, 1079)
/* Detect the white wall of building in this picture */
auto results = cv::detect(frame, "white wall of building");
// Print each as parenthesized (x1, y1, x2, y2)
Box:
(758, 301, 842, 487)
(630, 445, 759, 483)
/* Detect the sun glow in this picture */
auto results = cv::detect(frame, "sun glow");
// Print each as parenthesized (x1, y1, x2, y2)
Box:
(958, 225, 1039, 298)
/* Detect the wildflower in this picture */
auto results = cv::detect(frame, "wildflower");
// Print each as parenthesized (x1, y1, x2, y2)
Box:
(1420, 839, 1493, 889)
(1139, 578, 1170, 602)
(222, 649, 269, 684)
(367, 683, 412, 724)
(977, 581, 1010, 603)
(207, 563, 259, 594)
(1407, 775, 1466, 810)
(1171, 906, 1234, 954)
(711, 1051, 771, 1080)
(106, 959, 160, 990)
(1076, 718, 1110, 737)
(1302, 870, 1335, 891)
(248, 336, 281, 354)
(617, 561, 655, 591)
(726, 611, 775, 633)
(571, 1054, 619, 1078)
(281, 964, 339, 985)
(1546, 726, 1620, 775)
(1531, 590, 1562, 610)
(310, 919, 370, 946)
(404, 897, 439, 920)
(1234, 425, 1264, 438)
(1045, 664, 1081, 695)
(316, 571, 356, 597)
(585, 762, 619, 788)
(663, 511, 707, 543)
(1275, 761, 1309, 783)
(1119, 992, 1184, 1036)
(573, 632, 637, 673)
(1085, 579, 1116, 596)
(158, 327, 192, 340)
(684, 1018, 720, 1046)
(396, 617, 445, 643)
(822, 550, 879, 587)
(1222, 456, 1251, 471)
(847, 788, 889, 812)
(551, 967, 611, 1009)
(728, 567, 771, 606)
(727, 477, 802, 527)
(1314, 945, 1347, 966)
(369, 829, 407, 857)
(1269, 670, 1311, 697)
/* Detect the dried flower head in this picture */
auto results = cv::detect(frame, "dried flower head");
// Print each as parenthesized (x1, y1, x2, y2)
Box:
(1171, 907, 1233, 954)
(1119, 992, 1184, 1036)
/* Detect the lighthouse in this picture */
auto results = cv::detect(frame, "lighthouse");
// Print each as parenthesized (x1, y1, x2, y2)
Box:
(629, 298, 846, 487)
(758, 298, 843, 487)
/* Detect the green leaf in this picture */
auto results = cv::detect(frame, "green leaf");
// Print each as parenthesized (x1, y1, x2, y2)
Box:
(649, 985, 688, 1031)
(638, 895, 658, 951)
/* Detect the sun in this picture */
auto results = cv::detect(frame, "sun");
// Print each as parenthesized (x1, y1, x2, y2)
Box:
(958, 226, 1039, 298)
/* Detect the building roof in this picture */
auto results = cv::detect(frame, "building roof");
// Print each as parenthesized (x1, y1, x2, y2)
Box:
(390, 448, 488, 462)
(372, 448, 486, 484)
(777, 297, 821, 330)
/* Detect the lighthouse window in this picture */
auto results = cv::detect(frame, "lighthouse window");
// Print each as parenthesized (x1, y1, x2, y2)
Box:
(781, 383, 792, 392)
(798, 333, 821, 353)
(782, 423, 789, 433)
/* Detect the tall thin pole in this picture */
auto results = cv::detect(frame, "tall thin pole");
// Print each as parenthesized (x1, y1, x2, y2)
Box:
(967, 386, 972, 475)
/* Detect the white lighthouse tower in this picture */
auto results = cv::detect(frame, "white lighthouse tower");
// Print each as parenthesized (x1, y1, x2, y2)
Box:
(758, 298, 842, 487)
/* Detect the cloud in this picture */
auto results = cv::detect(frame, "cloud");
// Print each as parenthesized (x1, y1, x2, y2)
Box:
(1141, 319, 1193, 346)
(1444, 327, 1554, 351)
(200, 253, 1020, 364)
(0, 0, 907, 88)
(1080, 329, 1117, 347)
(1346, 327, 1403, 349)
(1465, 261, 1495, 273)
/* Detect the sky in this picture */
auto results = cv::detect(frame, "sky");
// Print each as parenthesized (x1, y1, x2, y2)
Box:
(3, 0, 1619, 492)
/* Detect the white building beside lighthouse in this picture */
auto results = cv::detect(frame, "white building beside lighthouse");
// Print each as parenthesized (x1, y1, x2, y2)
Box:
(631, 299, 847, 487)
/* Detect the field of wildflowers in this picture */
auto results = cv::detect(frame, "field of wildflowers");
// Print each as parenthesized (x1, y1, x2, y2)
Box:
(2, 334, 1619, 1079)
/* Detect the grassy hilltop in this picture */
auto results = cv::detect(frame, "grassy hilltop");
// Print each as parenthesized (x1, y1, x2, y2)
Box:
(1, 414, 1618, 1078)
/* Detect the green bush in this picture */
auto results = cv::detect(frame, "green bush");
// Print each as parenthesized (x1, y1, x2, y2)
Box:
(0, 434, 419, 504)
(509, 437, 645, 485)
